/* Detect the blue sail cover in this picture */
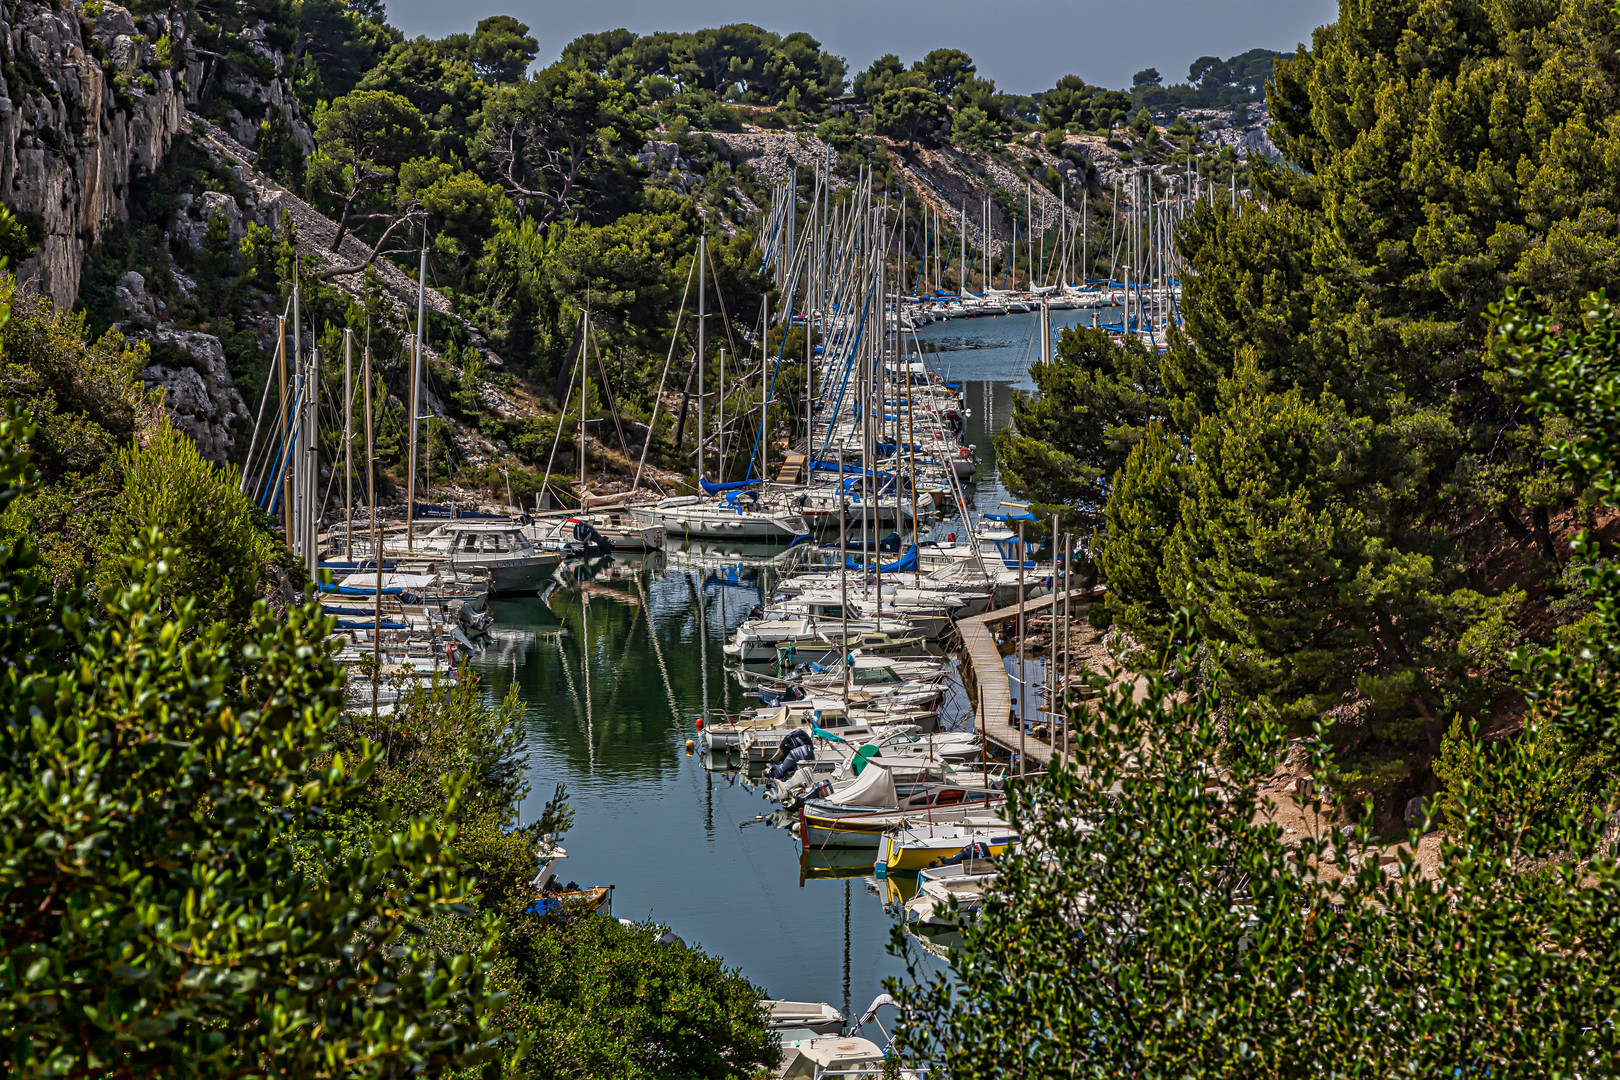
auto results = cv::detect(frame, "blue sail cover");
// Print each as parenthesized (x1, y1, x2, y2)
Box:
(699, 477, 762, 495)
(846, 544, 919, 574)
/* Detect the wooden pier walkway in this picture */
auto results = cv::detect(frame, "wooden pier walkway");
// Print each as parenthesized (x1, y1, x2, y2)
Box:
(775, 453, 807, 485)
(957, 588, 1103, 768)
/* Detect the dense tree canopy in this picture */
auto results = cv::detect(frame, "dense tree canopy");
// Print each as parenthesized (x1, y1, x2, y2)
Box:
(998, 0, 1620, 801)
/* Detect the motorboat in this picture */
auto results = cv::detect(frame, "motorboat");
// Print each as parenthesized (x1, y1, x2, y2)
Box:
(700, 698, 938, 756)
(778, 1035, 888, 1080)
(525, 839, 613, 917)
(765, 1000, 845, 1036)
(524, 512, 666, 553)
(901, 857, 999, 926)
(415, 521, 561, 596)
(799, 800, 1008, 850)
(627, 491, 808, 544)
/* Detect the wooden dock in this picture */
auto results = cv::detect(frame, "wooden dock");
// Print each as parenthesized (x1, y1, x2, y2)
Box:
(775, 453, 807, 485)
(958, 588, 1103, 768)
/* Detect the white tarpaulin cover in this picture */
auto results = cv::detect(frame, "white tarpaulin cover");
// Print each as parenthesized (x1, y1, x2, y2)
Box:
(825, 763, 897, 808)
(335, 572, 438, 592)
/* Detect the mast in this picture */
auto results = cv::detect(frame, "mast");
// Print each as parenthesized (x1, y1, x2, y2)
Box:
(1026, 181, 1033, 290)
(304, 347, 319, 580)
(579, 307, 589, 500)
(285, 279, 299, 545)
(760, 294, 769, 484)
(275, 311, 289, 541)
(838, 444, 849, 711)
(408, 243, 427, 551)
(343, 328, 354, 561)
(697, 232, 707, 482)
(364, 331, 380, 722)
(1016, 518, 1026, 777)
(718, 346, 726, 484)
(805, 174, 815, 488)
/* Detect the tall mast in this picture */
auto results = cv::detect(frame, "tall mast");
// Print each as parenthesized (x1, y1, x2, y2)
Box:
(697, 232, 706, 482)
(304, 347, 319, 580)
(343, 328, 354, 561)
(408, 242, 427, 550)
(286, 276, 300, 545)
(579, 307, 589, 498)
(278, 310, 290, 543)
(760, 293, 769, 485)
(364, 330, 380, 721)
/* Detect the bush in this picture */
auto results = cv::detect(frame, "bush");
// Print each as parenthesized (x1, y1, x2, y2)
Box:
(98, 420, 286, 630)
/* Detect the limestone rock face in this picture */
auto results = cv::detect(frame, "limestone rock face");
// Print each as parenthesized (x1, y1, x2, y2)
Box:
(0, 1, 306, 309)
(141, 328, 251, 463)
(0, 0, 185, 308)
(113, 269, 158, 324)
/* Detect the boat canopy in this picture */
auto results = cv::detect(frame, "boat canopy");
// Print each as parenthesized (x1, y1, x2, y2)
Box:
(329, 571, 438, 594)
(826, 760, 896, 807)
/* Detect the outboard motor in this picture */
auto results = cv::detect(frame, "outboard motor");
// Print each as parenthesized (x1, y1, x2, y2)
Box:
(572, 519, 614, 555)
(940, 841, 994, 866)
(766, 740, 814, 781)
(758, 684, 807, 707)
(769, 727, 813, 764)
(787, 778, 834, 811)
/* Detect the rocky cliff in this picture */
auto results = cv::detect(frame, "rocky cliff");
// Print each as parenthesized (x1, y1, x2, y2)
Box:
(0, 0, 188, 308)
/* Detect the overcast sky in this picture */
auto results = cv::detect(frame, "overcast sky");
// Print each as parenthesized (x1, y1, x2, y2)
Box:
(384, 0, 1339, 95)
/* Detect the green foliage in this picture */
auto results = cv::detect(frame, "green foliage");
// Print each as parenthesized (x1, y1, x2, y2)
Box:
(915, 48, 975, 99)
(0, 204, 33, 268)
(994, 326, 1166, 531)
(1089, 0, 1620, 794)
(96, 421, 283, 630)
(0, 415, 509, 1075)
(358, 38, 486, 158)
(253, 110, 306, 189)
(852, 54, 917, 103)
(474, 65, 648, 229)
(309, 89, 430, 250)
(894, 612, 1620, 1075)
(456, 15, 539, 85)
(290, 0, 399, 108)
(559, 25, 846, 111)
(500, 913, 776, 1080)
(1492, 286, 1620, 796)
(873, 86, 947, 148)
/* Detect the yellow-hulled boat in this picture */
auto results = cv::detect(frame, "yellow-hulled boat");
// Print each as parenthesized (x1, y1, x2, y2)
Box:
(799, 802, 1006, 849)
(876, 821, 1017, 874)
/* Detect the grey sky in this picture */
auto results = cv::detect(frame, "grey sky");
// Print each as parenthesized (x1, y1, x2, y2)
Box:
(383, 0, 1338, 96)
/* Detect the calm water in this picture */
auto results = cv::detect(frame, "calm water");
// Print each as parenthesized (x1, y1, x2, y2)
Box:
(468, 309, 1099, 1014)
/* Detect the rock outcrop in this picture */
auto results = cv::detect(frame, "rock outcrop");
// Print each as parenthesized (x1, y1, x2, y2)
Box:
(0, 0, 187, 308)
(139, 324, 251, 464)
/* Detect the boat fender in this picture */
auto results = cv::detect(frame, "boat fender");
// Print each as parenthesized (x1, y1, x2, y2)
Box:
(694, 717, 704, 731)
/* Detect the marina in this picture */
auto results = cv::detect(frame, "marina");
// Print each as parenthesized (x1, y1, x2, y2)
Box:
(256, 169, 1158, 1057)
(462, 308, 1114, 1020)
